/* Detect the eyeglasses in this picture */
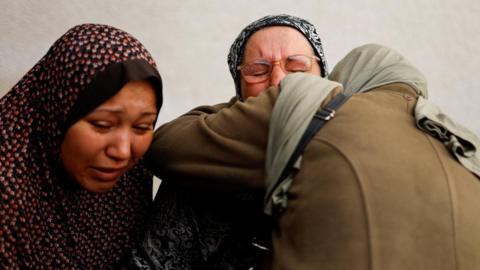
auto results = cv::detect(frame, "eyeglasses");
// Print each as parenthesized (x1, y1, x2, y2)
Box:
(237, 54, 320, 84)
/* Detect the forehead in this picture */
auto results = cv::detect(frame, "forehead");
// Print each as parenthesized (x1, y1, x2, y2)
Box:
(96, 80, 157, 111)
(243, 26, 314, 60)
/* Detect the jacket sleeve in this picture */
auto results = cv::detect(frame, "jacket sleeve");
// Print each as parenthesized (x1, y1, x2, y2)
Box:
(146, 88, 280, 191)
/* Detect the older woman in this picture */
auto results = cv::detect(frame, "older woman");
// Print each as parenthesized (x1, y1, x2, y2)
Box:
(228, 14, 328, 100)
(0, 24, 162, 269)
(123, 14, 328, 269)
(152, 13, 328, 188)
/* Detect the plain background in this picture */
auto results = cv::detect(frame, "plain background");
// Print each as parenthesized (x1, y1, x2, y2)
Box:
(1, 0, 479, 136)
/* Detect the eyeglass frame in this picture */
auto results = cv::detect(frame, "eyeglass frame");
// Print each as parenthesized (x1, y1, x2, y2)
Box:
(237, 54, 321, 84)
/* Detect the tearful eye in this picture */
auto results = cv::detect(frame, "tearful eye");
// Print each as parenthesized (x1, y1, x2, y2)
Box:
(90, 121, 113, 131)
(286, 60, 309, 72)
(242, 63, 270, 77)
(133, 123, 154, 134)
(241, 62, 270, 76)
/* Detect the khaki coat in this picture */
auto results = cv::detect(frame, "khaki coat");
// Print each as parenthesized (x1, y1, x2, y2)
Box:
(148, 83, 480, 269)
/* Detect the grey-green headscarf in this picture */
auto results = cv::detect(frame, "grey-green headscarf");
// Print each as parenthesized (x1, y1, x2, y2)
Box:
(329, 43, 479, 178)
(329, 43, 428, 97)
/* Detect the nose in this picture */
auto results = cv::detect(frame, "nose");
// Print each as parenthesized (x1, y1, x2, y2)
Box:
(270, 62, 286, 87)
(106, 131, 132, 161)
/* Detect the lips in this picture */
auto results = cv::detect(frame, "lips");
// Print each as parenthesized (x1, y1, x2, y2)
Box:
(90, 166, 127, 182)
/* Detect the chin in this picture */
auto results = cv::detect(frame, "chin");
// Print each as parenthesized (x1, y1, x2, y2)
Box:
(81, 180, 119, 193)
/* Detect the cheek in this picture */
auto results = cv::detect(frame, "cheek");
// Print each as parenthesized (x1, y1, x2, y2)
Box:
(132, 133, 154, 159)
(242, 82, 269, 99)
(61, 126, 102, 181)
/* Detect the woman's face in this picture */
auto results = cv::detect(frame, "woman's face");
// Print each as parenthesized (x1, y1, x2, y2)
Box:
(240, 26, 321, 99)
(61, 80, 157, 192)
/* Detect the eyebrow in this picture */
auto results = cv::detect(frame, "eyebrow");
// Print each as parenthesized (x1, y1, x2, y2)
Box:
(93, 108, 157, 116)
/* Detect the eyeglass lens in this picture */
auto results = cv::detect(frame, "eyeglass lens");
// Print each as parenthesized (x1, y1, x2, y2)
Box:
(240, 55, 314, 83)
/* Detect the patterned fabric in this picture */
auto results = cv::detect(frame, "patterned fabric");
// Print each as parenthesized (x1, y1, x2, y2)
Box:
(0, 24, 162, 269)
(415, 97, 480, 178)
(121, 183, 265, 270)
(227, 14, 329, 97)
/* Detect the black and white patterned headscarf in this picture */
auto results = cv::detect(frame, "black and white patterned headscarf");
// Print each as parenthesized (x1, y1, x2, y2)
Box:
(228, 14, 329, 97)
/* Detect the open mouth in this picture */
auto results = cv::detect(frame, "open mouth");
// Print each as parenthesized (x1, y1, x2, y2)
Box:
(90, 167, 126, 182)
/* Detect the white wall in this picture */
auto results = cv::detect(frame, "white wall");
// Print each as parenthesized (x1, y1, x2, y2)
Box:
(1, 0, 479, 135)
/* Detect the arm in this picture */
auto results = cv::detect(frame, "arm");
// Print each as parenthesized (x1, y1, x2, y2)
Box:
(146, 88, 280, 190)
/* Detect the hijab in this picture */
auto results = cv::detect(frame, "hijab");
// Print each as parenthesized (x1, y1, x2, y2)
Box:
(0, 24, 162, 269)
(328, 43, 427, 97)
(227, 14, 329, 98)
(329, 43, 479, 177)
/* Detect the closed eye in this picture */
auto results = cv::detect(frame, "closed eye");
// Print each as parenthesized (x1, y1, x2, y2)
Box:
(133, 124, 154, 134)
(90, 121, 113, 131)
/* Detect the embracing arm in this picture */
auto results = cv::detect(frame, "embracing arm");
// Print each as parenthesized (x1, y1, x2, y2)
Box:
(146, 88, 279, 190)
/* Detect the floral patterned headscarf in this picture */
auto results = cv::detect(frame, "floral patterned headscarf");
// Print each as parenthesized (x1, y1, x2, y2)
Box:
(227, 14, 329, 98)
(0, 24, 162, 269)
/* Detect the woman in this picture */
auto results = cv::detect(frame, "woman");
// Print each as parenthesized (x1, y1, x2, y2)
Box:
(0, 24, 162, 269)
(228, 13, 328, 100)
(124, 14, 328, 269)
